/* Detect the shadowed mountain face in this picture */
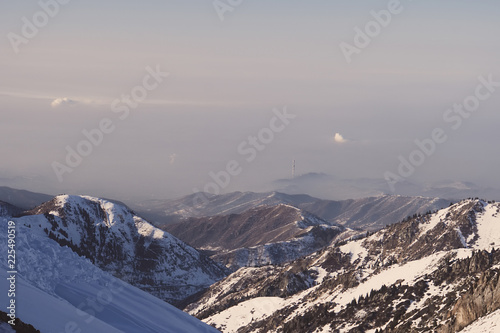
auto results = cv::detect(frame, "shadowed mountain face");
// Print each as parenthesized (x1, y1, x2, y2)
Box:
(165, 204, 341, 251)
(0, 200, 23, 217)
(135, 191, 450, 231)
(0, 186, 53, 210)
(164, 204, 349, 270)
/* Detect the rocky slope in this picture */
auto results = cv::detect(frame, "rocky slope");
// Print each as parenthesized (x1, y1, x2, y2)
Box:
(166, 204, 333, 251)
(186, 199, 500, 332)
(14, 195, 227, 304)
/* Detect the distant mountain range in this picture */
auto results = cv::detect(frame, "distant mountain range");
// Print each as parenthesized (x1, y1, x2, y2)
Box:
(0, 200, 23, 217)
(133, 190, 450, 231)
(270, 172, 500, 201)
(0, 186, 52, 210)
(153, 192, 450, 271)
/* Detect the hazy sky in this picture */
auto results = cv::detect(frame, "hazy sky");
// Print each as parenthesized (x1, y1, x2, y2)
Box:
(1, 0, 499, 201)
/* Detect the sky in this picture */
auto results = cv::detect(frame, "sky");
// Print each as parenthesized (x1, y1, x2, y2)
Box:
(1, 0, 499, 201)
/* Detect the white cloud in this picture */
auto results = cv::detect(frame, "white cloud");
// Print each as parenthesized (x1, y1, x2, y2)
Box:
(50, 97, 78, 108)
(334, 132, 348, 143)
(169, 153, 178, 165)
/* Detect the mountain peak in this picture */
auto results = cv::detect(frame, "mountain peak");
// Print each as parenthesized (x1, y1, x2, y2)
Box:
(16, 194, 227, 303)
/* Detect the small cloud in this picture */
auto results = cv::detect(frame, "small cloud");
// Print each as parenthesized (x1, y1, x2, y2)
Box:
(334, 132, 348, 144)
(50, 97, 78, 108)
(169, 153, 178, 165)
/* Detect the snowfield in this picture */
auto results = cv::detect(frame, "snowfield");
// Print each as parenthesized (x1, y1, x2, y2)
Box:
(205, 297, 286, 333)
(0, 219, 219, 333)
(473, 201, 500, 250)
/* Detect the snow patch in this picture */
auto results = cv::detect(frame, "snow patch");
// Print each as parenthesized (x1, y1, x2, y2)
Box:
(472, 203, 500, 251)
(204, 297, 286, 333)
(419, 209, 448, 235)
(340, 239, 368, 263)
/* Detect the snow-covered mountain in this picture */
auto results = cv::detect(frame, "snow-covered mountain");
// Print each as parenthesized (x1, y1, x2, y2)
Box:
(134, 191, 449, 231)
(186, 199, 500, 332)
(14, 195, 227, 304)
(0, 219, 220, 333)
(165, 204, 351, 270)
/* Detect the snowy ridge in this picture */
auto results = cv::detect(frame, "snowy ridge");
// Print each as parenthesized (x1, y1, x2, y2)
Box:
(200, 252, 459, 331)
(0, 220, 219, 333)
(187, 199, 500, 332)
